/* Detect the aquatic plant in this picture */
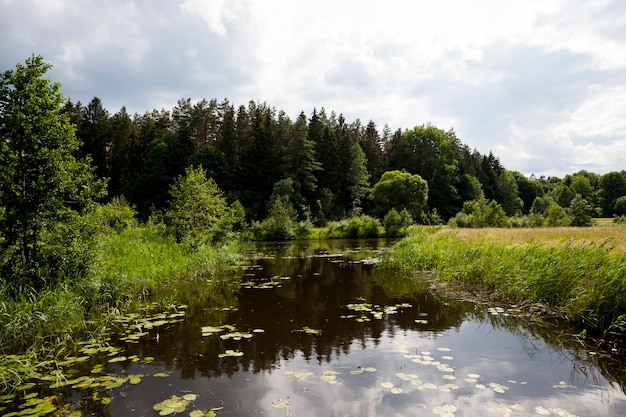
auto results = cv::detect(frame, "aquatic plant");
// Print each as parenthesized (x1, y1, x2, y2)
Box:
(379, 227, 626, 343)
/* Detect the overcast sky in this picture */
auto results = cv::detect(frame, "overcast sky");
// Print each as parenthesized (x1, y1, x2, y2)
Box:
(2, 0, 625, 177)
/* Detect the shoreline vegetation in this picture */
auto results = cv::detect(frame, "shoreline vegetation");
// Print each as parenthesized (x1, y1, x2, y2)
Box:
(2, 221, 626, 393)
(379, 225, 626, 352)
(0, 222, 246, 393)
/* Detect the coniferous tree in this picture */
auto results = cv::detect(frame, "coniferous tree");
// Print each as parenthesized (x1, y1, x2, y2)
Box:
(285, 112, 321, 211)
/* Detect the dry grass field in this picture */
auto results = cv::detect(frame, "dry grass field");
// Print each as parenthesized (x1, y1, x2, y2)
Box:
(436, 221, 626, 256)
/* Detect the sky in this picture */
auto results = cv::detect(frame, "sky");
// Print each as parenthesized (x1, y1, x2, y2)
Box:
(1, 0, 625, 178)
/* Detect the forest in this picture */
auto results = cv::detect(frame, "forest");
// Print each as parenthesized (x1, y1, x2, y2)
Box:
(66, 94, 626, 227)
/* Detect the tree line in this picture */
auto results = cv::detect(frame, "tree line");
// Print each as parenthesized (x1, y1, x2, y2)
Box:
(65, 95, 626, 225)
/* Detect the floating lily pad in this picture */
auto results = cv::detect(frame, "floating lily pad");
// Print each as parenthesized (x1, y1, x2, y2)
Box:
(490, 382, 510, 393)
(320, 370, 340, 384)
(218, 349, 244, 358)
(271, 399, 291, 408)
(433, 404, 457, 416)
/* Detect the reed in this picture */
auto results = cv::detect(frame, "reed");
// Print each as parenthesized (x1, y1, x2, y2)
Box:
(0, 223, 245, 391)
(379, 226, 626, 341)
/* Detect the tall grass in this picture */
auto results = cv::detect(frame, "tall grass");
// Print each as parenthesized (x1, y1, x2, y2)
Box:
(0, 222, 245, 391)
(379, 226, 626, 341)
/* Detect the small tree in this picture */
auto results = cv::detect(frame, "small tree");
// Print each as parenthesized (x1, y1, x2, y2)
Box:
(371, 170, 428, 221)
(166, 166, 231, 249)
(613, 196, 626, 216)
(384, 208, 413, 237)
(449, 197, 509, 228)
(0, 55, 106, 289)
(569, 194, 593, 227)
(544, 203, 570, 227)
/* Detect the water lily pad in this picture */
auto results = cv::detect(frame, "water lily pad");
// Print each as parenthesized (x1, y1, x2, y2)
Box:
(218, 349, 244, 358)
(381, 381, 394, 389)
(390, 387, 403, 394)
(183, 394, 198, 401)
(321, 370, 340, 384)
(271, 399, 291, 408)
(153, 372, 171, 377)
(433, 404, 457, 416)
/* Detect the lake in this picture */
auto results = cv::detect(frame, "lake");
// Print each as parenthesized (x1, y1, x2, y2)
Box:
(3, 239, 626, 417)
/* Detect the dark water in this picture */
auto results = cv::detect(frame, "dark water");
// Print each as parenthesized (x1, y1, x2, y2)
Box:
(4, 239, 626, 417)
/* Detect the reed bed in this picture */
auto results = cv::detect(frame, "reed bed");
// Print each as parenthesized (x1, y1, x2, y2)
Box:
(379, 225, 626, 342)
(0, 224, 245, 392)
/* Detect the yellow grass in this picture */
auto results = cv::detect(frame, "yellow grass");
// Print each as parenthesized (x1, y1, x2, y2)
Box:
(435, 222, 626, 256)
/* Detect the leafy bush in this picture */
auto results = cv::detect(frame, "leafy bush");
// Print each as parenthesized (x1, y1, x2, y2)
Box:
(252, 198, 298, 241)
(90, 196, 137, 232)
(569, 194, 593, 227)
(614, 215, 626, 224)
(613, 196, 626, 216)
(510, 214, 545, 228)
(544, 203, 571, 227)
(384, 208, 413, 237)
(448, 197, 509, 228)
(166, 166, 233, 250)
(326, 216, 383, 239)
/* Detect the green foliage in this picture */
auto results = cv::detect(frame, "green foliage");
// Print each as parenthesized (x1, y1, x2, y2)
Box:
(403, 125, 458, 218)
(544, 203, 571, 227)
(348, 143, 371, 215)
(0, 223, 244, 386)
(613, 196, 626, 216)
(448, 197, 509, 228)
(384, 208, 413, 237)
(496, 170, 523, 216)
(530, 195, 555, 215)
(380, 229, 626, 340)
(613, 215, 626, 224)
(371, 170, 428, 220)
(90, 196, 137, 232)
(568, 194, 593, 227)
(326, 216, 383, 239)
(252, 197, 299, 241)
(166, 166, 232, 250)
(510, 214, 545, 228)
(0, 55, 106, 290)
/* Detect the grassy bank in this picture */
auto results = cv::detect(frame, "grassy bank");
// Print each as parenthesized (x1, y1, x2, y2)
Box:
(379, 225, 626, 345)
(0, 223, 245, 392)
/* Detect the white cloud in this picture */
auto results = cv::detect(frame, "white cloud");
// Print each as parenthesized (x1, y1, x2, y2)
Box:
(1, 0, 625, 176)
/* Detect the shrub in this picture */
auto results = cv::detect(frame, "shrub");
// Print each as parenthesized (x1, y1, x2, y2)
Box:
(544, 203, 571, 227)
(448, 197, 510, 228)
(252, 198, 298, 241)
(569, 194, 593, 227)
(326, 216, 383, 239)
(384, 208, 414, 237)
(90, 196, 137, 232)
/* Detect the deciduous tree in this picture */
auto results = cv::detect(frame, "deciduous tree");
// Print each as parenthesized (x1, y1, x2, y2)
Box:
(0, 55, 106, 288)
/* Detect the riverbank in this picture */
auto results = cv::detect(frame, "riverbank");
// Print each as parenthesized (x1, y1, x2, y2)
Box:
(0, 223, 245, 393)
(379, 225, 626, 351)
